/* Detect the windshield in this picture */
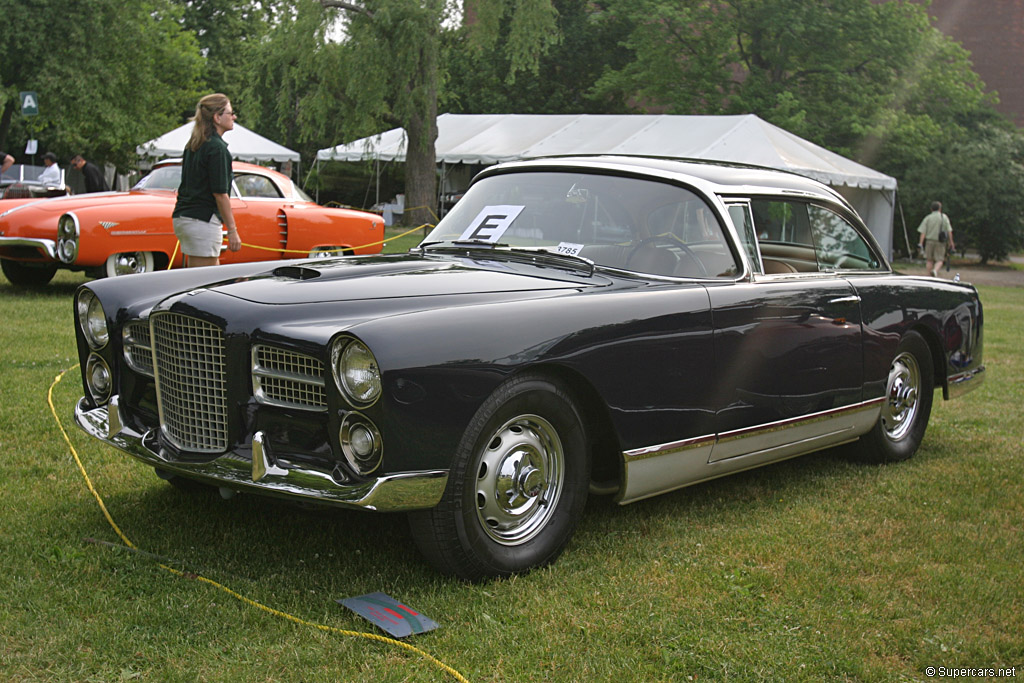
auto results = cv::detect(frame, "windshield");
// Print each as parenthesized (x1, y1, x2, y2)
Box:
(133, 166, 181, 191)
(422, 171, 740, 278)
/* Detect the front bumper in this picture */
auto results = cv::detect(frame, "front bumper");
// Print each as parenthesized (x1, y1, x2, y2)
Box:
(0, 235, 57, 259)
(75, 397, 448, 512)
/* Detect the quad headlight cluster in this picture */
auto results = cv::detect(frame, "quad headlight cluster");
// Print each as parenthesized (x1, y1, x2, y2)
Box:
(57, 214, 79, 264)
(331, 336, 383, 474)
(77, 289, 111, 405)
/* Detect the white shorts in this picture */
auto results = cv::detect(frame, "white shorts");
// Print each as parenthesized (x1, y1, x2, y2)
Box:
(173, 215, 223, 258)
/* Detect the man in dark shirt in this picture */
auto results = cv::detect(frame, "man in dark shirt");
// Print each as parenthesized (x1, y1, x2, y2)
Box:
(70, 154, 109, 193)
(0, 150, 13, 174)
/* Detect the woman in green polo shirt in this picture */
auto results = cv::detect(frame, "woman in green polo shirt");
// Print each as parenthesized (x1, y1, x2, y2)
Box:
(172, 93, 241, 267)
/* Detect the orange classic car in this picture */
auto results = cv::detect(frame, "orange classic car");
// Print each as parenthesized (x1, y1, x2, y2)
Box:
(0, 160, 384, 286)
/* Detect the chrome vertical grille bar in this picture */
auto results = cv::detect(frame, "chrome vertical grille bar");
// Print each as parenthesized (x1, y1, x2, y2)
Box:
(151, 312, 228, 453)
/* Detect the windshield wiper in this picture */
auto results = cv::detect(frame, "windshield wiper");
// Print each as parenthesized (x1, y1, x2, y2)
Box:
(500, 247, 596, 277)
(420, 239, 509, 253)
(421, 242, 595, 276)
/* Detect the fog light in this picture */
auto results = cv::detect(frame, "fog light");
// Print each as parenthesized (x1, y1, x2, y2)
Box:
(339, 413, 382, 475)
(86, 354, 112, 405)
(349, 425, 375, 458)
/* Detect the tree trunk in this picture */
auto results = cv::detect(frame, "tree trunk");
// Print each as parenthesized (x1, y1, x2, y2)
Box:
(404, 110, 438, 231)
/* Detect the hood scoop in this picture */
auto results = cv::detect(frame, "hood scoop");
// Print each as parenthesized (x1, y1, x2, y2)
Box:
(273, 265, 321, 280)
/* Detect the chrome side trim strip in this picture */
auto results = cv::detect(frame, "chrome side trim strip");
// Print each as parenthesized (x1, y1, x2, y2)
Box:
(0, 236, 57, 259)
(75, 398, 447, 512)
(617, 398, 883, 505)
(947, 364, 985, 399)
(710, 399, 882, 461)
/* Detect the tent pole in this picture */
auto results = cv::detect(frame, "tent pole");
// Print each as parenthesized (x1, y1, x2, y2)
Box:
(896, 192, 914, 260)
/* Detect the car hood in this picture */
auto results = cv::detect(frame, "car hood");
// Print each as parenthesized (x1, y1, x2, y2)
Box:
(0, 189, 168, 220)
(208, 253, 609, 305)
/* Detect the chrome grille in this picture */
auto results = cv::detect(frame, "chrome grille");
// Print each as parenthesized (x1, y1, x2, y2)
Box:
(123, 321, 154, 376)
(252, 345, 326, 411)
(152, 312, 228, 453)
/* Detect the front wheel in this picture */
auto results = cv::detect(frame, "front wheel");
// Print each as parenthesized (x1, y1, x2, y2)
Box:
(857, 331, 934, 463)
(105, 251, 155, 278)
(1, 258, 58, 287)
(409, 373, 590, 581)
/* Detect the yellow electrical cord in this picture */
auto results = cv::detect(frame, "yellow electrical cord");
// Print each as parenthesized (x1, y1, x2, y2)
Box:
(47, 367, 469, 683)
(167, 222, 433, 269)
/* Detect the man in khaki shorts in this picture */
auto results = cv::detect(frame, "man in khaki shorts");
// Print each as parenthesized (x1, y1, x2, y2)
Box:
(917, 201, 955, 277)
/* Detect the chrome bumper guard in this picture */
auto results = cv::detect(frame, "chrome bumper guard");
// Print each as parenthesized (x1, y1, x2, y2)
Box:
(947, 364, 985, 399)
(75, 397, 448, 512)
(0, 235, 57, 259)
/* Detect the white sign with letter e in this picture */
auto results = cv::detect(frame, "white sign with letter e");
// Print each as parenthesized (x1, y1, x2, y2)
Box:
(458, 205, 525, 243)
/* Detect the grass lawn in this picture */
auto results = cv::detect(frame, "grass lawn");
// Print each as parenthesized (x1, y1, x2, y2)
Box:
(0, 263, 1020, 681)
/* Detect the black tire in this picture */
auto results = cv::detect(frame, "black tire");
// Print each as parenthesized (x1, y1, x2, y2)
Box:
(408, 373, 590, 581)
(1, 258, 58, 287)
(856, 331, 934, 463)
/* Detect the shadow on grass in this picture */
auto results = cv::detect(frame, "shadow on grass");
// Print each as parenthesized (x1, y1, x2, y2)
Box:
(51, 438, 891, 589)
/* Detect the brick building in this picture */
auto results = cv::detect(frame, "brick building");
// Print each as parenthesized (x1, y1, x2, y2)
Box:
(914, 0, 1024, 126)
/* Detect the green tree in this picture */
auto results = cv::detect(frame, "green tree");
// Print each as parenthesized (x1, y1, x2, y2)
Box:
(241, 0, 338, 164)
(1, 0, 204, 168)
(446, 0, 635, 114)
(596, 0, 991, 158)
(173, 0, 286, 97)
(902, 126, 1024, 264)
(315, 0, 559, 226)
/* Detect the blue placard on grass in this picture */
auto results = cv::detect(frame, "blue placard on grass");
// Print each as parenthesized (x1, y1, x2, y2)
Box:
(338, 592, 439, 638)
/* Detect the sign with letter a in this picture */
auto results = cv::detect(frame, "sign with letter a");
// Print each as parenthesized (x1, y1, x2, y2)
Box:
(20, 92, 39, 116)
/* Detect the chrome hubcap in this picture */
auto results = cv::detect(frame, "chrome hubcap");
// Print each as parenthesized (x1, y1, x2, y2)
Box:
(475, 414, 564, 545)
(113, 252, 147, 275)
(882, 352, 920, 441)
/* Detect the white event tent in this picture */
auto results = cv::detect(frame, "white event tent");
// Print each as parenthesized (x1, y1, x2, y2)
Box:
(318, 113, 899, 257)
(138, 122, 300, 163)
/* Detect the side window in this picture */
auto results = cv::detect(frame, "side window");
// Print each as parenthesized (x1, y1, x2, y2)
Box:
(646, 199, 739, 278)
(234, 174, 282, 199)
(750, 199, 816, 272)
(807, 205, 882, 271)
(727, 204, 761, 273)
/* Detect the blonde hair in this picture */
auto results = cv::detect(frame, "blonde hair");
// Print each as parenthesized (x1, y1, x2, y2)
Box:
(185, 93, 230, 153)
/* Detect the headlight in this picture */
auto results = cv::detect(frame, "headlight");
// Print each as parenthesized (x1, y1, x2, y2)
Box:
(331, 337, 381, 405)
(77, 289, 109, 349)
(85, 353, 112, 405)
(57, 214, 79, 263)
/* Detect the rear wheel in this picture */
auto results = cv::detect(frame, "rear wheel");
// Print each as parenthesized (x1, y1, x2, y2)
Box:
(409, 373, 590, 581)
(857, 331, 934, 463)
(1, 258, 58, 287)
(105, 251, 155, 278)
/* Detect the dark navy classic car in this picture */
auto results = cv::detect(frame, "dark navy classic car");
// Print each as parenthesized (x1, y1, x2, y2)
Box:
(73, 157, 985, 580)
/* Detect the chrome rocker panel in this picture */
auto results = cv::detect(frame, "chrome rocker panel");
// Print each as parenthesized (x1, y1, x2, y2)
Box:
(617, 398, 884, 504)
(75, 397, 448, 512)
